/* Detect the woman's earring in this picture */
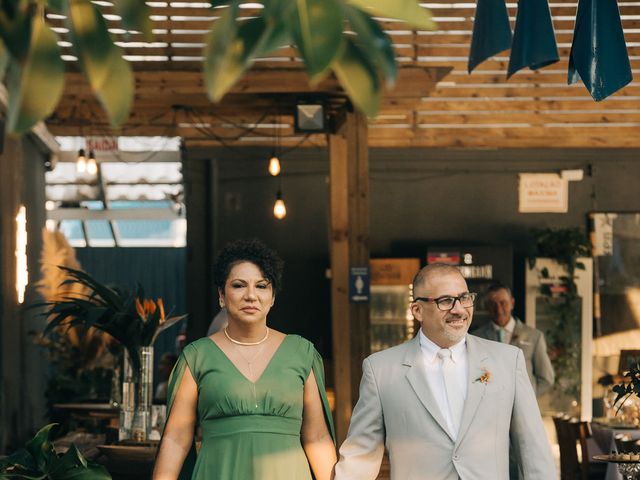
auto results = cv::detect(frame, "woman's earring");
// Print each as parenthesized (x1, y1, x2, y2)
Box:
(219, 299, 225, 308)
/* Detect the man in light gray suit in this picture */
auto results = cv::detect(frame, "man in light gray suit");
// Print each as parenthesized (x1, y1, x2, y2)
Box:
(334, 264, 555, 480)
(474, 282, 554, 396)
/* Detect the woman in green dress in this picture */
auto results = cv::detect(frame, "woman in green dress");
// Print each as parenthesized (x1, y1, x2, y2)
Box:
(153, 239, 336, 480)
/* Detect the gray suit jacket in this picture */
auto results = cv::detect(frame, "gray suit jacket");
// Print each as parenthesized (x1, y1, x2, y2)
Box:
(334, 334, 555, 480)
(474, 318, 555, 396)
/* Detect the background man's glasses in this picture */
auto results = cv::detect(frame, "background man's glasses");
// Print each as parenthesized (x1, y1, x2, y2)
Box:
(414, 292, 477, 311)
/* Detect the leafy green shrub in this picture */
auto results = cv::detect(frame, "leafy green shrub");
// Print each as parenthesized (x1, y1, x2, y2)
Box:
(0, 424, 111, 479)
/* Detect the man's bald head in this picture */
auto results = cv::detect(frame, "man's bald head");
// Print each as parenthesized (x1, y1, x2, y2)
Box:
(412, 263, 464, 295)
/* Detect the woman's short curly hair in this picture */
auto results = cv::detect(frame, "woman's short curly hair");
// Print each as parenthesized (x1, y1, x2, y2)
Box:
(214, 238, 284, 293)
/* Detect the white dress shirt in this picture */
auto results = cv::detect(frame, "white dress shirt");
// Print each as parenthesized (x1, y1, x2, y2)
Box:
(418, 330, 468, 438)
(492, 316, 516, 344)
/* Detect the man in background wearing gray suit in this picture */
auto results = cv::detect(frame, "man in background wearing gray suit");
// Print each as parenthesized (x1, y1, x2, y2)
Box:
(474, 282, 555, 396)
(334, 264, 555, 480)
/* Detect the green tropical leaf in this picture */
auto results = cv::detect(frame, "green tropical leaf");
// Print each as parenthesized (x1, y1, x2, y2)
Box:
(0, 448, 39, 473)
(112, 0, 153, 40)
(48, 444, 86, 477)
(0, 40, 9, 80)
(24, 424, 57, 472)
(263, 0, 295, 19)
(58, 267, 125, 310)
(0, 425, 111, 479)
(67, 0, 133, 126)
(57, 464, 112, 479)
(0, 2, 34, 61)
(6, 15, 65, 134)
(346, 0, 436, 30)
(289, 0, 344, 80)
(93, 52, 134, 126)
(344, 4, 396, 86)
(331, 38, 380, 117)
(47, 0, 66, 14)
(253, 18, 290, 57)
(203, 2, 241, 102)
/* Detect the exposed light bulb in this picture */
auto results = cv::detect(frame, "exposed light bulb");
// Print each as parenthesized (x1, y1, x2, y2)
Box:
(268, 156, 281, 176)
(86, 151, 98, 175)
(76, 149, 87, 173)
(273, 191, 286, 219)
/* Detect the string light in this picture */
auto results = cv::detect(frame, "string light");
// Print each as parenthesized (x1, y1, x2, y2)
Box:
(268, 155, 281, 176)
(86, 150, 98, 175)
(273, 191, 286, 220)
(76, 149, 87, 172)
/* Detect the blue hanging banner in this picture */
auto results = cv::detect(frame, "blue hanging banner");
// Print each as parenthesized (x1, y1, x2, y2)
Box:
(349, 266, 370, 303)
(468, 0, 512, 72)
(507, 0, 559, 77)
(568, 0, 632, 101)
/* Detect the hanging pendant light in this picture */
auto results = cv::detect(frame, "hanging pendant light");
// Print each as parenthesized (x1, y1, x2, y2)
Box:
(273, 191, 286, 219)
(268, 114, 282, 176)
(268, 155, 281, 176)
(86, 150, 98, 175)
(76, 149, 87, 173)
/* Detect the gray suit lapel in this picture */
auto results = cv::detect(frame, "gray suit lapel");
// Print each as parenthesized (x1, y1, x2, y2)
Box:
(403, 336, 455, 442)
(484, 325, 499, 342)
(456, 335, 489, 445)
(510, 319, 526, 345)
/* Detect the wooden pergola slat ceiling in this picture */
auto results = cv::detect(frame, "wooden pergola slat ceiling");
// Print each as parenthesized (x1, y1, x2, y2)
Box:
(46, 1, 640, 148)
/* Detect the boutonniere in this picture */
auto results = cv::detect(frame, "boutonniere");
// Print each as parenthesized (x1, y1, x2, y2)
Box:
(474, 368, 491, 384)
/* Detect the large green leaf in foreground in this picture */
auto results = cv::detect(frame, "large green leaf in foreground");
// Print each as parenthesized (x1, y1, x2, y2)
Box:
(7, 15, 64, 134)
(347, 0, 436, 30)
(68, 0, 133, 126)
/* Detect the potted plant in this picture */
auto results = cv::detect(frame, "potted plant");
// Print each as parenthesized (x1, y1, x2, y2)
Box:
(613, 363, 640, 412)
(36, 266, 186, 441)
(40, 266, 185, 376)
(0, 423, 111, 479)
(34, 230, 119, 429)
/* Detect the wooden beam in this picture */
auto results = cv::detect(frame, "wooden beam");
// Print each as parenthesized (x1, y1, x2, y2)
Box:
(328, 110, 370, 444)
(59, 66, 451, 98)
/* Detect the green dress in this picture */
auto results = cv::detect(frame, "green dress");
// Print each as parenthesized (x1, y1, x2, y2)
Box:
(165, 335, 335, 479)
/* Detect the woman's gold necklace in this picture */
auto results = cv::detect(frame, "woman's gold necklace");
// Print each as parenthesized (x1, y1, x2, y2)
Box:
(224, 326, 269, 345)
(224, 327, 269, 408)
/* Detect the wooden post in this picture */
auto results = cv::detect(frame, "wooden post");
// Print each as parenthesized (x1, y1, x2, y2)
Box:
(0, 137, 24, 451)
(328, 110, 370, 444)
(182, 148, 215, 341)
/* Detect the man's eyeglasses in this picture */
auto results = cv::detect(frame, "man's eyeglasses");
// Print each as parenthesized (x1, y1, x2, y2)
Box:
(413, 292, 478, 311)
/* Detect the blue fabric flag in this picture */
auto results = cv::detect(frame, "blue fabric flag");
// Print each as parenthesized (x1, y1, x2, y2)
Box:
(507, 0, 559, 77)
(568, 0, 632, 101)
(468, 0, 512, 73)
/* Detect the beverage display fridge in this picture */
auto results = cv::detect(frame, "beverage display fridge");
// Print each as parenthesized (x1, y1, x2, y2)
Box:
(370, 258, 420, 353)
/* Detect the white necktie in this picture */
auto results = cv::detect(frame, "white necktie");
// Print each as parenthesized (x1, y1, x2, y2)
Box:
(498, 328, 505, 343)
(438, 348, 464, 438)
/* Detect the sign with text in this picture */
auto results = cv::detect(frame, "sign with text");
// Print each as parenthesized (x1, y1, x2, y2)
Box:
(370, 258, 420, 286)
(86, 136, 118, 152)
(427, 251, 461, 265)
(349, 266, 370, 303)
(518, 173, 568, 213)
(591, 213, 615, 256)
